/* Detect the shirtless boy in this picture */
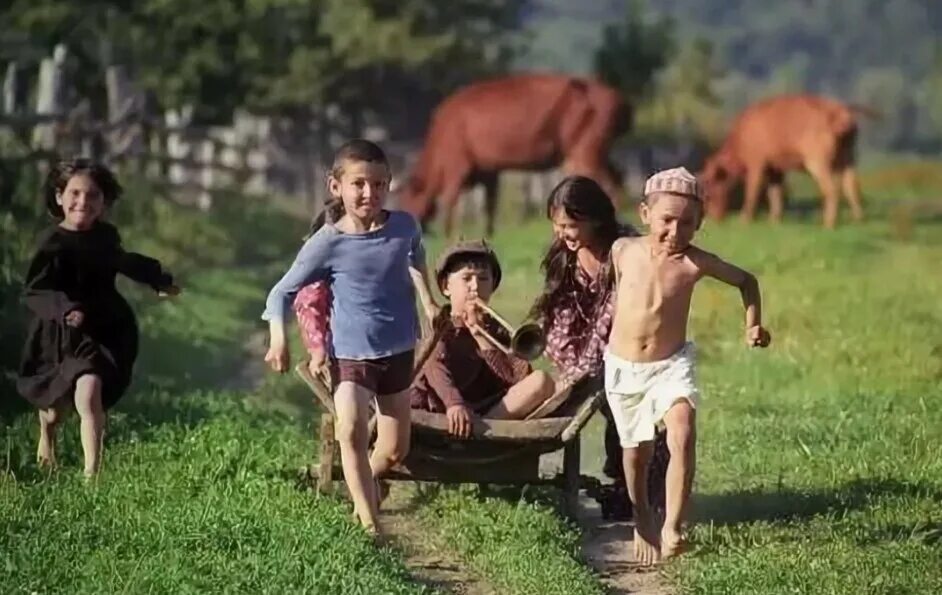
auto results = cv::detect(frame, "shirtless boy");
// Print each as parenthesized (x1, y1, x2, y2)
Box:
(606, 167, 771, 565)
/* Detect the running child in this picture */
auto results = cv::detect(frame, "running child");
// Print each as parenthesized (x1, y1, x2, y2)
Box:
(16, 158, 180, 478)
(605, 167, 771, 564)
(261, 139, 439, 535)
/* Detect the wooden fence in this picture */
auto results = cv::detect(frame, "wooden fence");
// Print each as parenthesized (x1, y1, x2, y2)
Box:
(1, 44, 707, 221)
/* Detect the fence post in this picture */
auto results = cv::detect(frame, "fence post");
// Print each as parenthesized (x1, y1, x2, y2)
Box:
(106, 64, 144, 163)
(32, 44, 68, 152)
(198, 138, 215, 211)
(166, 104, 194, 190)
(2, 62, 19, 115)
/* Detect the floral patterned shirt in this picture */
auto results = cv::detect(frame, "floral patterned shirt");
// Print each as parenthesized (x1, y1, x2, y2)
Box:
(543, 262, 615, 387)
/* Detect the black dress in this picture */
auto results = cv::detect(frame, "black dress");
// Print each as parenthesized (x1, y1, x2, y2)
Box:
(16, 221, 173, 410)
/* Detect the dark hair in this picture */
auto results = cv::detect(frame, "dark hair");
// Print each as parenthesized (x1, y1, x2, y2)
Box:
(329, 138, 389, 180)
(529, 175, 634, 329)
(440, 254, 496, 286)
(304, 200, 346, 240)
(44, 158, 122, 219)
(306, 139, 391, 236)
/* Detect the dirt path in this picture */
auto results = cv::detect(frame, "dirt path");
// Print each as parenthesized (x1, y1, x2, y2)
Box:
(238, 333, 495, 593)
(380, 484, 498, 595)
(239, 332, 668, 593)
(577, 495, 671, 595)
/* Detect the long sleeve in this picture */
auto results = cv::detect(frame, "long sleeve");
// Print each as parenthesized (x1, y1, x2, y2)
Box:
(262, 229, 332, 322)
(91, 223, 173, 291)
(116, 249, 173, 292)
(480, 349, 530, 385)
(21, 249, 81, 321)
(423, 344, 467, 409)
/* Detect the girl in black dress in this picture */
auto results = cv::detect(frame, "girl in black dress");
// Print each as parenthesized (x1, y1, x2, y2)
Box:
(16, 158, 180, 478)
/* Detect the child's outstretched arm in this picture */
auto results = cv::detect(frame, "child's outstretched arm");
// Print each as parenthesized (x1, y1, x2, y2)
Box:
(262, 231, 331, 373)
(117, 249, 178, 295)
(103, 224, 178, 294)
(695, 250, 771, 348)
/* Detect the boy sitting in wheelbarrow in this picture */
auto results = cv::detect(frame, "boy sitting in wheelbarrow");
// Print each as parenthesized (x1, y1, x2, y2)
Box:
(410, 240, 555, 438)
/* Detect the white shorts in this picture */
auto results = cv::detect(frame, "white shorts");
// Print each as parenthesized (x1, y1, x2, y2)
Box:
(604, 343, 699, 448)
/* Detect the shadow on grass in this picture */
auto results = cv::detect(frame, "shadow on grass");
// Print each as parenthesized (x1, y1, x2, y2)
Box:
(694, 477, 942, 526)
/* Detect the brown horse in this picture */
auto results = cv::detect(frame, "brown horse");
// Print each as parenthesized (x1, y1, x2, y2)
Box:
(398, 73, 631, 236)
(699, 94, 878, 229)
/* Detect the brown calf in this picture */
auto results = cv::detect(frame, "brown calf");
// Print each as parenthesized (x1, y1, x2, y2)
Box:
(700, 94, 877, 228)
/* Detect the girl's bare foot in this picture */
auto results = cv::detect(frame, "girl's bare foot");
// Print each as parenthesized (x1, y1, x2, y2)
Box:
(633, 512, 661, 566)
(661, 527, 688, 559)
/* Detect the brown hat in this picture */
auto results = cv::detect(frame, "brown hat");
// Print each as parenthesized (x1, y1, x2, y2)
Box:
(644, 166, 704, 201)
(434, 239, 502, 293)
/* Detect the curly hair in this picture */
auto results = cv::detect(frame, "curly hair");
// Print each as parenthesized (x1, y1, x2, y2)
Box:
(44, 158, 123, 219)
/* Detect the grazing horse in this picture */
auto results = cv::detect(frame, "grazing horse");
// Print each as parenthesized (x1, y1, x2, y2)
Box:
(700, 94, 878, 229)
(398, 73, 631, 237)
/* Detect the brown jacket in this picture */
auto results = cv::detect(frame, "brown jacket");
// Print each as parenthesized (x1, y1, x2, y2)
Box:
(411, 324, 530, 413)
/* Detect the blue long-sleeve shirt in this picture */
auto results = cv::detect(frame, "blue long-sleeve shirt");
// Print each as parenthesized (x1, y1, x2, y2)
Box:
(262, 210, 425, 360)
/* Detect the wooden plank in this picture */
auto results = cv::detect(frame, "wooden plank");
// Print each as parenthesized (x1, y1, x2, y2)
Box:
(384, 448, 547, 485)
(561, 438, 581, 519)
(410, 408, 571, 442)
(561, 389, 605, 444)
(317, 414, 335, 494)
(294, 362, 335, 415)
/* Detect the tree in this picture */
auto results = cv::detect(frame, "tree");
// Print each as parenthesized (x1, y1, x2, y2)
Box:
(592, 0, 674, 102)
(0, 0, 529, 132)
(640, 38, 725, 142)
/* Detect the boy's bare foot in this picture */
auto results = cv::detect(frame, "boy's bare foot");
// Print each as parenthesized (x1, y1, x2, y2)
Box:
(633, 512, 661, 566)
(661, 527, 688, 559)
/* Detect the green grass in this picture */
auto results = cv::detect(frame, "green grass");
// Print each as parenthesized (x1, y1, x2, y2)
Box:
(1, 181, 604, 595)
(0, 188, 433, 594)
(0, 259, 431, 594)
(3, 159, 942, 594)
(663, 213, 942, 594)
(417, 486, 605, 595)
(423, 163, 942, 594)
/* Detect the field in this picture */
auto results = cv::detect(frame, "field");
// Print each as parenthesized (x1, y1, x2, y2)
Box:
(2, 160, 942, 594)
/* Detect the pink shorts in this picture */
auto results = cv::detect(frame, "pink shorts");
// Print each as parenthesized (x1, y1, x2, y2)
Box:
(293, 282, 331, 356)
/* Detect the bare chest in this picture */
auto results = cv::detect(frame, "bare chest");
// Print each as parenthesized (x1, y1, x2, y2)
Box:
(617, 256, 697, 313)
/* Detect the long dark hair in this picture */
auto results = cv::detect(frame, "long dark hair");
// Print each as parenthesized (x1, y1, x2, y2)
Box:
(529, 175, 633, 330)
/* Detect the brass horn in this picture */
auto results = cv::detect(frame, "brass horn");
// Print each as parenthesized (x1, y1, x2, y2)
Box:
(469, 299, 546, 361)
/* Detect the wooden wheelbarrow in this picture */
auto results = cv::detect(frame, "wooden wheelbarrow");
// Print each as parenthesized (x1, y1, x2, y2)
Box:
(297, 309, 606, 519)
(300, 361, 605, 519)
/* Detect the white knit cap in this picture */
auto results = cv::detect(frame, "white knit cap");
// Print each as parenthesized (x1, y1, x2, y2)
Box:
(643, 167, 704, 201)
